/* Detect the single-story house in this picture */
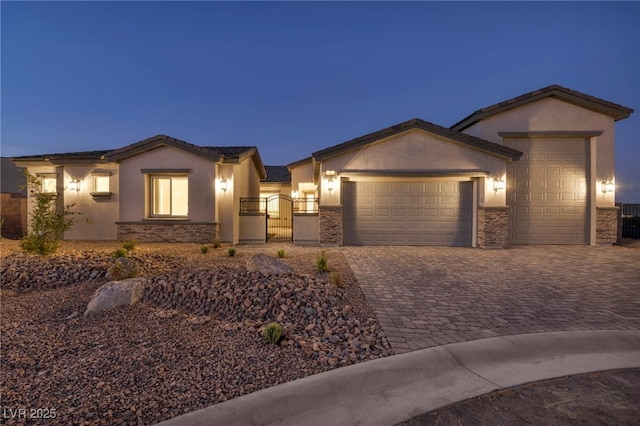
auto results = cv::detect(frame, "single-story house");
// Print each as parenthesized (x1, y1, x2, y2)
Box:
(12, 84, 633, 247)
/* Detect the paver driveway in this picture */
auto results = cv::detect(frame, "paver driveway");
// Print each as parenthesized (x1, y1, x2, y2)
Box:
(343, 245, 640, 354)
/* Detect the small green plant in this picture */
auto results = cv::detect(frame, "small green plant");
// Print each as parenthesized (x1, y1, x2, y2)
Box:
(277, 249, 285, 258)
(316, 250, 328, 272)
(228, 247, 236, 257)
(113, 248, 128, 258)
(108, 257, 139, 280)
(121, 240, 137, 252)
(213, 239, 221, 249)
(201, 245, 210, 254)
(20, 171, 79, 255)
(330, 272, 342, 288)
(264, 322, 283, 345)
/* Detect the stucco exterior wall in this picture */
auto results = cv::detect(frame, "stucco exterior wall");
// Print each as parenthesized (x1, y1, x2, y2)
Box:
(293, 214, 318, 244)
(290, 161, 316, 197)
(118, 146, 216, 222)
(239, 214, 266, 243)
(461, 97, 616, 208)
(319, 129, 507, 207)
(62, 164, 119, 240)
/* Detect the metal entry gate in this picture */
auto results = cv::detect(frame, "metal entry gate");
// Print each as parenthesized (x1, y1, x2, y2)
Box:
(266, 195, 293, 241)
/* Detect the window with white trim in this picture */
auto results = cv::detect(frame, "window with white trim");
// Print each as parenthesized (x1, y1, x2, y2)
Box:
(151, 175, 188, 217)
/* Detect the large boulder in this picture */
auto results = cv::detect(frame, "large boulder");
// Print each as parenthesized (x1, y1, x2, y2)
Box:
(84, 277, 146, 315)
(246, 253, 293, 276)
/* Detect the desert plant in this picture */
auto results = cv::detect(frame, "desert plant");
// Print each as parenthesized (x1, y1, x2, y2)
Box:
(316, 250, 328, 272)
(277, 249, 285, 258)
(108, 257, 139, 280)
(201, 245, 210, 254)
(228, 247, 236, 257)
(113, 248, 128, 258)
(20, 171, 79, 255)
(330, 272, 342, 288)
(264, 322, 283, 345)
(121, 240, 137, 252)
(213, 239, 221, 249)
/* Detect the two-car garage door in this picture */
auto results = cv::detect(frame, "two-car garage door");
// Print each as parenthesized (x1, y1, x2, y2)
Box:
(343, 180, 473, 246)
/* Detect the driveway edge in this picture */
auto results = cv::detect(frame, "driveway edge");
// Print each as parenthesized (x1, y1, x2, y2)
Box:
(155, 330, 640, 426)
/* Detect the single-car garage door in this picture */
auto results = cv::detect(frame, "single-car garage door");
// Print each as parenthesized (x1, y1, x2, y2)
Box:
(343, 180, 473, 246)
(505, 138, 589, 244)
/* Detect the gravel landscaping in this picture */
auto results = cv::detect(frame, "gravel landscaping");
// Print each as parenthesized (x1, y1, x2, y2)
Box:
(1, 240, 393, 425)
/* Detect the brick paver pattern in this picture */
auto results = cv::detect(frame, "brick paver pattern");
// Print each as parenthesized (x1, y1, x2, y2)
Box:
(343, 245, 640, 354)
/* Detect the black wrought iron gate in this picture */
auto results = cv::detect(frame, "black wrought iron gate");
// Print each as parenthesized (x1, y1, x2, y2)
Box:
(266, 195, 293, 241)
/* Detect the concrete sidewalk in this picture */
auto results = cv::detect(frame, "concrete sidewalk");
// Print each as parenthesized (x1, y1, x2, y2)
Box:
(156, 330, 640, 426)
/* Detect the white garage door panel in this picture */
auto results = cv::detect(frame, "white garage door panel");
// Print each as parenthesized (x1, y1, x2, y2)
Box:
(505, 138, 589, 245)
(343, 180, 472, 246)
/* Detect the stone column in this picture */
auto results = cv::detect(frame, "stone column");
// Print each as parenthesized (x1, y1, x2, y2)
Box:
(477, 206, 508, 248)
(596, 206, 618, 245)
(318, 206, 343, 246)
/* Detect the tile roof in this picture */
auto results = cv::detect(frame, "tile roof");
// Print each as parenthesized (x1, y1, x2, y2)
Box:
(11, 150, 110, 162)
(312, 118, 523, 161)
(451, 84, 634, 131)
(106, 134, 221, 162)
(262, 165, 291, 183)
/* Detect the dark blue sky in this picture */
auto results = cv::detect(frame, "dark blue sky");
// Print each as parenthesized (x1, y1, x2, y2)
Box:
(2, 1, 639, 201)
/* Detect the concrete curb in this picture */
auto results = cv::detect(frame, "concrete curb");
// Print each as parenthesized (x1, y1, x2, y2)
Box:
(155, 330, 640, 426)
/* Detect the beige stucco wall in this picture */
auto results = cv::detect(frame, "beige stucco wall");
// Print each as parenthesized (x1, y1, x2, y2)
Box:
(293, 214, 319, 244)
(290, 161, 316, 197)
(18, 164, 119, 240)
(461, 97, 617, 208)
(239, 214, 266, 243)
(118, 146, 216, 223)
(216, 157, 262, 244)
(318, 129, 507, 207)
(62, 164, 119, 240)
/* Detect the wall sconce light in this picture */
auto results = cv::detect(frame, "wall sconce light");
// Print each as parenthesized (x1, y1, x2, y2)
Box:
(292, 190, 299, 198)
(324, 170, 336, 192)
(601, 176, 614, 194)
(492, 173, 506, 192)
(68, 177, 81, 192)
(219, 176, 228, 192)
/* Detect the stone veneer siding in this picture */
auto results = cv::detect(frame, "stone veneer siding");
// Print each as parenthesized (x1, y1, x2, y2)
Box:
(596, 207, 618, 244)
(319, 206, 343, 246)
(477, 206, 508, 248)
(117, 222, 219, 243)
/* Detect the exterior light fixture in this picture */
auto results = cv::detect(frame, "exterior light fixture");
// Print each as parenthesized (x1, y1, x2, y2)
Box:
(68, 177, 81, 192)
(292, 190, 299, 198)
(219, 176, 228, 192)
(601, 176, 614, 194)
(324, 170, 336, 192)
(492, 173, 505, 192)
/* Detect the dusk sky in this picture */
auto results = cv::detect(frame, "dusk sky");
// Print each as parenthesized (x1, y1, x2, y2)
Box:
(2, 1, 639, 201)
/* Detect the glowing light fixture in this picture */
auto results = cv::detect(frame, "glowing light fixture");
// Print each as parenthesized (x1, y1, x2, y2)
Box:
(68, 177, 81, 192)
(219, 176, 228, 192)
(492, 173, 505, 192)
(324, 170, 336, 192)
(601, 176, 615, 194)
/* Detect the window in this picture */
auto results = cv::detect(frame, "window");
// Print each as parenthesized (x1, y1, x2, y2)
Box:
(90, 170, 112, 198)
(151, 176, 188, 217)
(94, 176, 110, 192)
(37, 174, 57, 193)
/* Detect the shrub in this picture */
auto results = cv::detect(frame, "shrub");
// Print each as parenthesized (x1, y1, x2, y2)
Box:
(201, 245, 210, 254)
(20, 171, 79, 255)
(330, 272, 342, 288)
(264, 322, 283, 345)
(316, 250, 328, 272)
(113, 248, 128, 258)
(228, 247, 236, 257)
(121, 240, 137, 252)
(108, 257, 139, 280)
(213, 239, 221, 249)
(277, 249, 285, 258)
